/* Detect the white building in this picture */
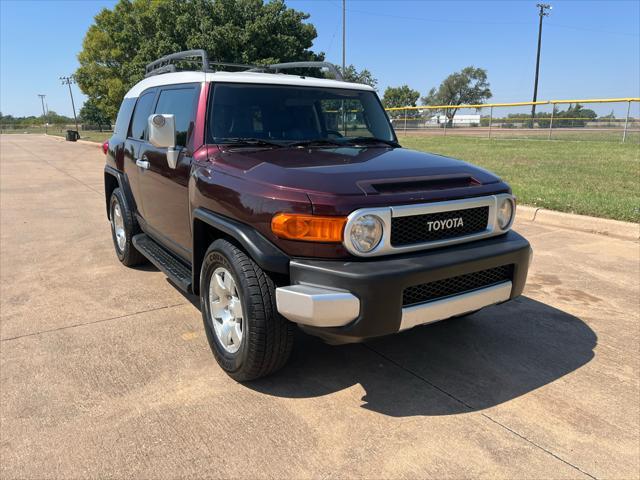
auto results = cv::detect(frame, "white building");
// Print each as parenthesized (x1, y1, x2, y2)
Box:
(426, 114, 481, 125)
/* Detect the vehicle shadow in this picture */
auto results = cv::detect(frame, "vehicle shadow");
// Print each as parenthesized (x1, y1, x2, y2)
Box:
(246, 296, 597, 417)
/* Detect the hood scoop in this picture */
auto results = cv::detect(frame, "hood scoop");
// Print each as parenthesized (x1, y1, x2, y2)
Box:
(364, 175, 481, 195)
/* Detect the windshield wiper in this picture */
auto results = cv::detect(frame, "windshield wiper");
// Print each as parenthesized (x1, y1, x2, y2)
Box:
(285, 138, 344, 148)
(221, 138, 285, 148)
(343, 136, 401, 148)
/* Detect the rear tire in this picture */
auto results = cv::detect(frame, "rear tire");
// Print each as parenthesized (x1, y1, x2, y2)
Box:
(200, 239, 294, 381)
(109, 188, 146, 267)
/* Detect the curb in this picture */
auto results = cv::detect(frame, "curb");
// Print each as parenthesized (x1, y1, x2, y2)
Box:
(44, 134, 103, 147)
(77, 139, 103, 147)
(518, 205, 639, 241)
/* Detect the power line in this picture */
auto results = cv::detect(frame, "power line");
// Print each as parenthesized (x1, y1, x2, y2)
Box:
(341, 6, 530, 26)
(292, 2, 638, 36)
(545, 22, 639, 37)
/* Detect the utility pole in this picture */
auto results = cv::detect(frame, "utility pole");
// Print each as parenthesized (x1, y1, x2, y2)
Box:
(341, 0, 347, 134)
(37, 94, 48, 134)
(60, 75, 79, 134)
(531, 3, 551, 123)
(342, 0, 346, 72)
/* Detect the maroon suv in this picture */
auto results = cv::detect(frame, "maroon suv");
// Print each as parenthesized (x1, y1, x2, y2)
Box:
(104, 51, 531, 381)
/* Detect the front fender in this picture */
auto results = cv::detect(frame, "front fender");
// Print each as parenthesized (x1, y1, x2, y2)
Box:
(191, 207, 290, 294)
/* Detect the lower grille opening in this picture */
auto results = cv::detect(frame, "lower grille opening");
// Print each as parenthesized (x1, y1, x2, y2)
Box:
(403, 265, 514, 307)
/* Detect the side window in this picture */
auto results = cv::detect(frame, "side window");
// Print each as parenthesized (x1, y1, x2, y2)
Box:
(114, 98, 135, 136)
(155, 87, 198, 147)
(129, 91, 155, 140)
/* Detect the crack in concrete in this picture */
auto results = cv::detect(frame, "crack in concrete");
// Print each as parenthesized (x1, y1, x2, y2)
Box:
(361, 343, 599, 480)
(0, 302, 188, 342)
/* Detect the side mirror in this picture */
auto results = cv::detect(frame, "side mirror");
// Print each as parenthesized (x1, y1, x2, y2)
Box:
(148, 114, 180, 169)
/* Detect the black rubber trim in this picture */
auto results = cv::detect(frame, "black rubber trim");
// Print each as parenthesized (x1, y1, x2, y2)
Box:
(290, 231, 532, 344)
(104, 165, 136, 218)
(193, 208, 290, 277)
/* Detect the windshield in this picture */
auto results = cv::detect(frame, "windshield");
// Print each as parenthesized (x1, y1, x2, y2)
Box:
(208, 83, 396, 145)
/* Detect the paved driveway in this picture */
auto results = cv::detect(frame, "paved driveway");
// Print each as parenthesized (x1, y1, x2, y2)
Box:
(1, 135, 638, 479)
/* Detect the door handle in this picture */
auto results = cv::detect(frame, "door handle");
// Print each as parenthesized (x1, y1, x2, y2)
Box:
(136, 157, 150, 169)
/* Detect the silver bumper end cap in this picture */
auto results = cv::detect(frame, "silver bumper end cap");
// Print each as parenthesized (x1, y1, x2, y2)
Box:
(400, 281, 513, 331)
(275, 285, 360, 327)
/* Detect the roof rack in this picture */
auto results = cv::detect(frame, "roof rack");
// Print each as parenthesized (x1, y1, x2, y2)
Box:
(145, 50, 210, 77)
(145, 50, 343, 81)
(249, 62, 343, 81)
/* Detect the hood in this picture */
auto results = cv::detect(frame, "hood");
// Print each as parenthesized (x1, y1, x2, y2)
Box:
(214, 146, 501, 197)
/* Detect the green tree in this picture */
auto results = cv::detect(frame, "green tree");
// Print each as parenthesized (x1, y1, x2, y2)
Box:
(338, 65, 377, 89)
(422, 66, 492, 125)
(45, 111, 74, 127)
(76, 0, 322, 118)
(80, 98, 112, 131)
(556, 103, 597, 128)
(382, 85, 420, 118)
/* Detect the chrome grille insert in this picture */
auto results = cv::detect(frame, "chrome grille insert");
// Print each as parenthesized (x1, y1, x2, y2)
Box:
(342, 194, 515, 257)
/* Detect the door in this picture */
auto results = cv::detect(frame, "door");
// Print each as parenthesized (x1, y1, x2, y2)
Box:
(123, 89, 157, 217)
(137, 84, 200, 260)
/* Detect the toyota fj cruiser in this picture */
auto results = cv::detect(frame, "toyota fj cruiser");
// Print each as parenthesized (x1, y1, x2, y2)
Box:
(104, 50, 531, 381)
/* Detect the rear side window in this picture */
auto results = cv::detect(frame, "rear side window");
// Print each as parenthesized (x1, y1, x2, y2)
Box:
(129, 91, 156, 140)
(154, 87, 198, 147)
(114, 98, 135, 136)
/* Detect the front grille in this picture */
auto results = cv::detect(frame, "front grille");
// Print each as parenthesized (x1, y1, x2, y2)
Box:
(402, 265, 513, 307)
(391, 206, 489, 246)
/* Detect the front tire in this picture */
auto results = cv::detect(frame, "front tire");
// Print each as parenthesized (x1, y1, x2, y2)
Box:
(200, 239, 294, 381)
(109, 188, 146, 267)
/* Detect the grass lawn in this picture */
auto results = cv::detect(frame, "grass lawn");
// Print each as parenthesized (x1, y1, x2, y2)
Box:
(400, 136, 639, 223)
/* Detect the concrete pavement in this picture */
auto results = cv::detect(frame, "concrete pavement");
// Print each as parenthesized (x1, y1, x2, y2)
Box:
(1, 134, 638, 479)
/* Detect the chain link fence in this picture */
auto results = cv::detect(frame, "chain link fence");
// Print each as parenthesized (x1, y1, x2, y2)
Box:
(387, 98, 639, 143)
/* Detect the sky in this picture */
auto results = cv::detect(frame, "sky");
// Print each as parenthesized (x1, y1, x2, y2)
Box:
(1, 0, 639, 118)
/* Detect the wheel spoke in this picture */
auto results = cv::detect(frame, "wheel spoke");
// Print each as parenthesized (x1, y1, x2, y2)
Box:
(222, 272, 234, 293)
(229, 323, 241, 347)
(210, 298, 223, 311)
(229, 298, 243, 319)
(220, 321, 233, 347)
(208, 266, 244, 354)
(210, 272, 226, 298)
(216, 271, 228, 294)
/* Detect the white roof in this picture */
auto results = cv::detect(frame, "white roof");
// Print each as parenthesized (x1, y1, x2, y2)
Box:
(124, 70, 375, 98)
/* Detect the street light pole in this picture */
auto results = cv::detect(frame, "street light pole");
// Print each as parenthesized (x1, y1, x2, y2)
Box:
(60, 75, 79, 134)
(531, 3, 551, 124)
(37, 94, 47, 134)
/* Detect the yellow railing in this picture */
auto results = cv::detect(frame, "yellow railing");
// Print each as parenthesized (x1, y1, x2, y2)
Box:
(384, 97, 640, 112)
(383, 97, 639, 142)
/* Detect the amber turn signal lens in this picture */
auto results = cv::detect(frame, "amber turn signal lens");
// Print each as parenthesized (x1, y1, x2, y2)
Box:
(271, 213, 347, 242)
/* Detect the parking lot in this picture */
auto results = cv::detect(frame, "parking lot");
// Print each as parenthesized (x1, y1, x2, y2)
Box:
(1, 134, 638, 479)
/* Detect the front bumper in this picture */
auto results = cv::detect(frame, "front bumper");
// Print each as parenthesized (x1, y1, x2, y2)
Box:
(275, 231, 532, 344)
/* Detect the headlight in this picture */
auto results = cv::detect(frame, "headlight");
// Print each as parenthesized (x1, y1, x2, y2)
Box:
(349, 214, 383, 253)
(497, 197, 515, 229)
